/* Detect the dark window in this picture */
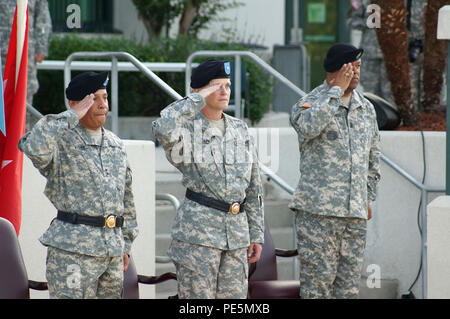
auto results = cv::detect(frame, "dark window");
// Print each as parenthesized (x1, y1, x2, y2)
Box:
(48, 0, 115, 33)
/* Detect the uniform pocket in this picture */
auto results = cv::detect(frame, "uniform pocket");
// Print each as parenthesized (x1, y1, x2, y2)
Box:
(230, 137, 252, 183)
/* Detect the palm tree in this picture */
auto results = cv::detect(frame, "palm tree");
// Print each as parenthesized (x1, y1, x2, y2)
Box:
(371, 0, 418, 126)
(422, 0, 448, 114)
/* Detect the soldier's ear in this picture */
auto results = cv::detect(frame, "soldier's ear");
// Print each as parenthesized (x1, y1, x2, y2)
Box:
(68, 100, 77, 108)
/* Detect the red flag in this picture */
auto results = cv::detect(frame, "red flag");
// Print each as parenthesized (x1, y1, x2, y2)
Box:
(0, 1, 29, 235)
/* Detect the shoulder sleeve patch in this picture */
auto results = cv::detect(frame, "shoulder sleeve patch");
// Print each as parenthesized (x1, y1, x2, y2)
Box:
(301, 102, 313, 108)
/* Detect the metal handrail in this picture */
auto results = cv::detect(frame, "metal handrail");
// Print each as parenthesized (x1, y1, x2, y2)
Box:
(155, 193, 180, 264)
(64, 51, 183, 134)
(26, 103, 44, 119)
(38, 60, 198, 72)
(185, 50, 306, 120)
(259, 162, 294, 195)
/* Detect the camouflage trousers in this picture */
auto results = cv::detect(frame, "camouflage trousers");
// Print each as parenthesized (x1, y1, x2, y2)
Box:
(295, 211, 367, 299)
(168, 239, 248, 299)
(46, 246, 124, 299)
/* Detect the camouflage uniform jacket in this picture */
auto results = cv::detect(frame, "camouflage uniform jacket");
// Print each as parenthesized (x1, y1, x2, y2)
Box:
(152, 93, 264, 250)
(289, 82, 380, 219)
(18, 109, 138, 257)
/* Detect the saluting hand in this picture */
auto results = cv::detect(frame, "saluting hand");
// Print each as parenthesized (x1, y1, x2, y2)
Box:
(70, 93, 95, 120)
(327, 63, 354, 92)
(35, 53, 46, 63)
(197, 83, 221, 99)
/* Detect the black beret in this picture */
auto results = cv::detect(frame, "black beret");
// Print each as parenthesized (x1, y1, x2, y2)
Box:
(190, 60, 231, 89)
(323, 43, 364, 72)
(65, 71, 109, 100)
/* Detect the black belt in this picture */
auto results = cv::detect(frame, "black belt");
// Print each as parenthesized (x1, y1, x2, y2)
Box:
(185, 189, 245, 215)
(57, 211, 124, 228)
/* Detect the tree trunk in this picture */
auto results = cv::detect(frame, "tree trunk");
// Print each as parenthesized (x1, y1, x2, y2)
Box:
(179, 2, 198, 36)
(422, 0, 448, 114)
(142, 19, 159, 38)
(371, 0, 418, 126)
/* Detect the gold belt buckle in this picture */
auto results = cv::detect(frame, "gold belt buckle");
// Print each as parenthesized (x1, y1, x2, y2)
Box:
(229, 202, 240, 215)
(105, 215, 117, 228)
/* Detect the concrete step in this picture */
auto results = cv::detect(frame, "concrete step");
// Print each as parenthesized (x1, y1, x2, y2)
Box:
(254, 111, 290, 128)
(359, 277, 399, 299)
(270, 227, 295, 250)
(156, 173, 186, 202)
(276, 256, 297, 280)
(264, 200, 294, 229)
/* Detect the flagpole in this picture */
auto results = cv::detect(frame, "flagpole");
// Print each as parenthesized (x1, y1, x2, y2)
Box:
(15, 0, 27, 89)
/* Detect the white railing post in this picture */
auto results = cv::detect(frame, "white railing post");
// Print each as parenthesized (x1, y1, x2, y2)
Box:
(111, 56, 119, 135)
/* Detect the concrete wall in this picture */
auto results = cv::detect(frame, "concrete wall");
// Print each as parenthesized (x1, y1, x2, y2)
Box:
(19, 140, 155, 299)
(367, 131, 444, 298)
(250, 128, 445, 298)
(428, 196, 450, 298)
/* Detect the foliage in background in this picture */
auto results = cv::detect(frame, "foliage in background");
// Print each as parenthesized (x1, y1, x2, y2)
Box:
(34, 34, 272, 124)
(131, 0, 243, 38)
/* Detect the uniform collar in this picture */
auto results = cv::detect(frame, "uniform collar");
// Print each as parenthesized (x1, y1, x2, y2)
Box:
(197, 111, 240, 141)
(74, 125, 109, 146)
(350, 89, 365, 111)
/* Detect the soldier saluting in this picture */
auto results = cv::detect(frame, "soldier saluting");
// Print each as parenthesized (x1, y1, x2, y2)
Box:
(19, 72, 138, 299)
(153, 60, 264, 299)
(290, 43, 381, 299)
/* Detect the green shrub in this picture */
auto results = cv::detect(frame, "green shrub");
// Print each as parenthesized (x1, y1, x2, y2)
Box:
(34, 34, 272, 124)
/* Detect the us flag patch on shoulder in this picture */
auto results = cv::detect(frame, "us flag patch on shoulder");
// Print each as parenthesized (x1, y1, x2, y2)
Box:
(301, 102, 312, 108)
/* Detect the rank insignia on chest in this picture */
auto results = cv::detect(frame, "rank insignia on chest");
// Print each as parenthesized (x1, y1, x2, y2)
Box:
(301, 102, 312, 108)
